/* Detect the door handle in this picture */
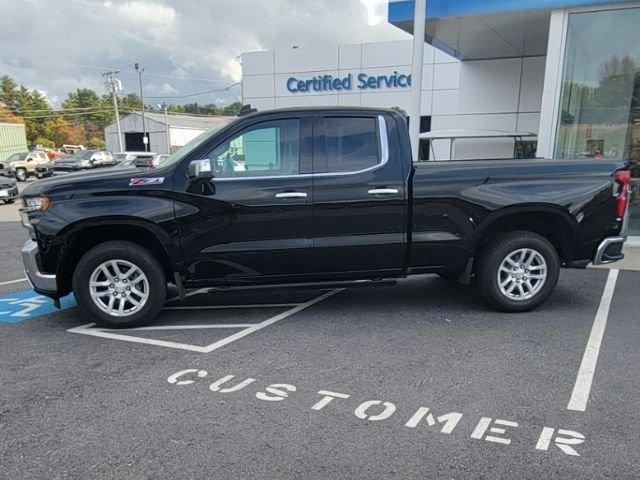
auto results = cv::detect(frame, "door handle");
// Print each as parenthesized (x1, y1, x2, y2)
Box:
(368, 188, 399, 195)
(275, 192, 308, 199)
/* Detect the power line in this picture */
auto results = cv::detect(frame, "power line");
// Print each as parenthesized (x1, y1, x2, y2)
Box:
(0, 109, 115, 120)
(3, 105, 118, 114)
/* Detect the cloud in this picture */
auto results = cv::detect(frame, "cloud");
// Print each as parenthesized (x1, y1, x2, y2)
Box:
(144, 82, 179, 96)
(0, 0, 408, 106)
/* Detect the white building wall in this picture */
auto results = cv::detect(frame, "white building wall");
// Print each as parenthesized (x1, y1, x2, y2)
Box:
(242, 40, 546, 160)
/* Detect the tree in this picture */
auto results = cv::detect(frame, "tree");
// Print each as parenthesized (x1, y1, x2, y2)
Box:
(43, 116, 84, 146)
(0, 75, 19, 111)
(34, 137, 55, 149)
(61, 88, 113, 143)
(119, 93, 143, 114)
(221, 101, 243, 116)
(0, 102, 23, 123)
(87, 137, 106, 149)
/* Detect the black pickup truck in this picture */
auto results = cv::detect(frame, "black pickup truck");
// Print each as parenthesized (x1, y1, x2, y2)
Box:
(19, 107, 629, 328)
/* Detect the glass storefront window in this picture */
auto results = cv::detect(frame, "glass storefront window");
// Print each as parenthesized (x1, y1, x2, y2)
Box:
(555, 7, 640, 235)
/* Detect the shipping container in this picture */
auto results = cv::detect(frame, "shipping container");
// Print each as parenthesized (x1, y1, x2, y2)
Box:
(0, 122, 28, 164)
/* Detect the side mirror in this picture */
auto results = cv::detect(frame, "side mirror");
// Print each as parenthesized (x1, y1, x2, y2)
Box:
(188, 159, 213, 180)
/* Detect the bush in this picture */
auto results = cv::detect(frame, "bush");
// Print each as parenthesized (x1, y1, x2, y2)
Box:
(34, 137, 55, 149)
(87, 137, 106, 149)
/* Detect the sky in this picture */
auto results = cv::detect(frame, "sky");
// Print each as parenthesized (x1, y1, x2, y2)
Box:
(0, 0, 408, 107)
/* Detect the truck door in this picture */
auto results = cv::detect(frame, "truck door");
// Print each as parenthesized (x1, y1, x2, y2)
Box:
(311, 113, 407, 276)
(173, 114, 314, 284)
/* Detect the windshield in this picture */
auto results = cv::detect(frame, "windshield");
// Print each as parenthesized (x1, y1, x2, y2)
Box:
(157, 120, 235, 168)
(57, 153, 79, 162)
(76, 150, 96, 160)
(8, 152, 28, 162)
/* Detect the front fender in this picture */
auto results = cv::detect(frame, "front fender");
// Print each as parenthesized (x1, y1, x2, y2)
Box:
(32, 193, 183, 275)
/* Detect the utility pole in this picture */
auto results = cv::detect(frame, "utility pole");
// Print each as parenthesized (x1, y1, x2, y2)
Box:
(134, 62, 148, 151)
(103, 71, 124, 152)
(409, 0, 426, 162)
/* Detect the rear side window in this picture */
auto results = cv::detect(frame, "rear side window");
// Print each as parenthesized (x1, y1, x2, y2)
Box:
(324, 117, 379, 173)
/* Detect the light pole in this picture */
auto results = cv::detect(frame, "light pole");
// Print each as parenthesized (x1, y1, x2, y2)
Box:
(103, 71, 124, 152)
(134, 62, 148, 151)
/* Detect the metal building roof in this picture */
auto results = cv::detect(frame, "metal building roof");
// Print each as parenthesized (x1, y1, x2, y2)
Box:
(127, 111, 232, 130)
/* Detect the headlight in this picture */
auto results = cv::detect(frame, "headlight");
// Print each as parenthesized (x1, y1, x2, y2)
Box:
(21, 196, 51, 212)
(80, 159, 91, 167)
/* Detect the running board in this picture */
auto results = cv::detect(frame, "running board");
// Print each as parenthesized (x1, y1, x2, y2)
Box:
(189, 278, 397, 294)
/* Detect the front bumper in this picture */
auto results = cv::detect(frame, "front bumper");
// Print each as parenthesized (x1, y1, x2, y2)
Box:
(0, 186, 19, 199)
(21, 239, 57, 293)
(593, 236, 625, 265)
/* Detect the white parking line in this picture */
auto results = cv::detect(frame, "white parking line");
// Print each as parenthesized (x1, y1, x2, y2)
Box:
(164, 303, 298, 310)
(68, 289, 343, 353)
(567, 269, 619, 412)
(197, 289, 343, 353)
(112, 323, 260, 331)
(0, 278, 28, 286)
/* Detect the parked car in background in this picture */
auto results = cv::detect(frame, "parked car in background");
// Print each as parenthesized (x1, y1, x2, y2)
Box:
(35, 164, 55, 179)
(60, 144, 85, 154)
(52, 150, 114, 172)
(45, 149, 68, 161)
(5, 151, 50, 181)
(0, 175, 18, 203)
(112, 151, 162, 168)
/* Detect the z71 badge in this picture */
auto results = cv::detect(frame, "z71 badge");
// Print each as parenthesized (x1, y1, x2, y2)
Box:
(129, 177, 165, 186)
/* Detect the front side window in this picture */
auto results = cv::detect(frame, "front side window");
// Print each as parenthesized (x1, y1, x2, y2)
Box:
(324, 117, 379, 172)
(208, 119, 300, 178)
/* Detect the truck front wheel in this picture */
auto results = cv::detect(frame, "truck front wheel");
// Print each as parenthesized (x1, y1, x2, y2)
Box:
(72, 241, 167, 328)
(478, 231, 559, 312)
(15, 168, 27, 182)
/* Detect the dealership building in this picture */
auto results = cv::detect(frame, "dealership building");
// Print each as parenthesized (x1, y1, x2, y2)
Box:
(241, 0, 640, 236)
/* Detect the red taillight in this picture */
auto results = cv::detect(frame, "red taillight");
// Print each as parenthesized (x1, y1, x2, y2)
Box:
(614, 169, 631, 219)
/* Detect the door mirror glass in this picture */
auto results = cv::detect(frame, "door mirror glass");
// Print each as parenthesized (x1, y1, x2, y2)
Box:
(188, 158, 213, 179)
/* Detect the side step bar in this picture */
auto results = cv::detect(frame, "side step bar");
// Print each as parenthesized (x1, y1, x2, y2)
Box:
(187, 278, 397, 294)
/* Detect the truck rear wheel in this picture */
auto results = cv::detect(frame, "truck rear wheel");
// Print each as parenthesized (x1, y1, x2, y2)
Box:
(478, 231, 559, 312)
(72, 241, 166, 328)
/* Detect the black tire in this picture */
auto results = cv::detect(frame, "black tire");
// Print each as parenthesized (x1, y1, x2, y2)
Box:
(73, 241, 166, 328)
(3, 199, 15, 204)
(15, 168, 27, 182)
(477, 230, 559, 312)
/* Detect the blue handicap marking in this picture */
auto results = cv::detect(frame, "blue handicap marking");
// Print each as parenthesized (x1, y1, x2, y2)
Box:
(0, 289, 76, 324)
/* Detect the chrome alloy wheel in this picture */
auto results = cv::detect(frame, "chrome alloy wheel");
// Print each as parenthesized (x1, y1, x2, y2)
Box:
(89, 259, 149, 317)
(497, 248, 547, 301)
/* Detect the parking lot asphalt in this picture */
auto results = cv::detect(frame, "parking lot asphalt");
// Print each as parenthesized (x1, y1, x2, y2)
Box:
(1, 221, 639, 479)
